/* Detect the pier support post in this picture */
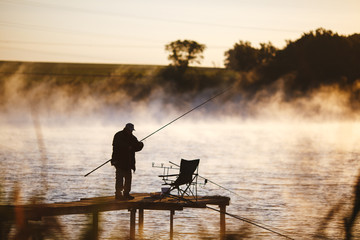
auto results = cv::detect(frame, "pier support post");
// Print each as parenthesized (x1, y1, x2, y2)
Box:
(170, 210, 175, 240)
(92, 211, 99, 240)
(129, 209, 136, 240)
(220, 205, 226, 239)
(138, 209, 144, 237)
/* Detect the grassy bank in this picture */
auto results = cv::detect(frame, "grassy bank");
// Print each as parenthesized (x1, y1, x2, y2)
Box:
(0, 61, 238, 113)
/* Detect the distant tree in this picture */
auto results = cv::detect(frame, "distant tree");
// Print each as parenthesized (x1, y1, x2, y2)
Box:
(258, 42, 277, 64)
(224, 41, 277, 71)
(165, 40, 206, 69)
(224, 41, 257, 71)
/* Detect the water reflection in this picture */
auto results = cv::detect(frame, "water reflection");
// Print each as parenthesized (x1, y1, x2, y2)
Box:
(1, 120, 360, 239)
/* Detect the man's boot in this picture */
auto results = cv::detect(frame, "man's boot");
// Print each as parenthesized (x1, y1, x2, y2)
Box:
(115, 191, 124, 200)
(124, 193, 134, 200)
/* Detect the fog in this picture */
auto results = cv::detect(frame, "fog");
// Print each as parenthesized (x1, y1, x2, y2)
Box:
(1, 72, 360, 129)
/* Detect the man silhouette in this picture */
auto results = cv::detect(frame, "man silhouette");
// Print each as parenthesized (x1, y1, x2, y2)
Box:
(111, 123, 144, 200)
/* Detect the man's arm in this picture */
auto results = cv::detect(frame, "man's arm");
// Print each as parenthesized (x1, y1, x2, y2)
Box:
(131, 136, 144, 152)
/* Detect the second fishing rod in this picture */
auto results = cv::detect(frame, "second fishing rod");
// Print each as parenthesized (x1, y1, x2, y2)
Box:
(84, 86, 233, 177)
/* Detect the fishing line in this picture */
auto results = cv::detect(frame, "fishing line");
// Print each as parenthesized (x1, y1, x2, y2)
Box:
(84, 86, 233, 177)
(206, 206, 296, 240)
(209, 206, 334, 240)
(164, 193, 297, 240)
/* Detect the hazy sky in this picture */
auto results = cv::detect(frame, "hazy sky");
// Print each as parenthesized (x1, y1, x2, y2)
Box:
(0, 0, 359, 67)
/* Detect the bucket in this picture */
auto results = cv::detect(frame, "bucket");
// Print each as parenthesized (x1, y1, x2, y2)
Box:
(161, 187, 170, 195)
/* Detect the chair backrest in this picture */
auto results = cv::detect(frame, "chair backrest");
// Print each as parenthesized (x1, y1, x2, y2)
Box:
(173, 159, 199, 187)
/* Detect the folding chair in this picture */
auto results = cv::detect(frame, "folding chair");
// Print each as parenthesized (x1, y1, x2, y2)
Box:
(159, 159, 200, 201)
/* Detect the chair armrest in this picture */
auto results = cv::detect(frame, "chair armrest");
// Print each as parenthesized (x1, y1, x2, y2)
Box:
(158, 174, 179, 177)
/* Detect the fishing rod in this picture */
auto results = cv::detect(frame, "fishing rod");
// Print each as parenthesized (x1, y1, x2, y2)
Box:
(84, 87, 233, 177)
(140, 86, 232, 142)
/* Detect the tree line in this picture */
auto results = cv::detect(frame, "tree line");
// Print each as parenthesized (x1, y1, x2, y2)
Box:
(164, 28, 360, 104)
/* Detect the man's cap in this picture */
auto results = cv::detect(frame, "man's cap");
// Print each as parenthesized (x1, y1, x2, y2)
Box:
(125, 123, 135, 131)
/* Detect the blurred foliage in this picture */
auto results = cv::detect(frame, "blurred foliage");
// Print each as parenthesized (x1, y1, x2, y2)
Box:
(0, 184, 65, 240)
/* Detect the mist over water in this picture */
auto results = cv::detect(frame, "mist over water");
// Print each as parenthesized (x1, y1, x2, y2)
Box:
(1, 67, 360, 239)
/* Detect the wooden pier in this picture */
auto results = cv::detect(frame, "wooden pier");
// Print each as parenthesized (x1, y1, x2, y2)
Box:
(0, 193, 230, 239)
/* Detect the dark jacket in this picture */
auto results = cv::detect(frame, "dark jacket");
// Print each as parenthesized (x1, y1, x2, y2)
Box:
(111, 130, 144, 171)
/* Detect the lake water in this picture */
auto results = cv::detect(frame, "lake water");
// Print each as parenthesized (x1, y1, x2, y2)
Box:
(1, 116, 360, 239)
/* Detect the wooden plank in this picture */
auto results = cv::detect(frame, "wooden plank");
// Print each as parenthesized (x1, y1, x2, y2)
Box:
(0, 193, 231, 240)
(0, 194, 230, 220)
(0, 205, 15, 221)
